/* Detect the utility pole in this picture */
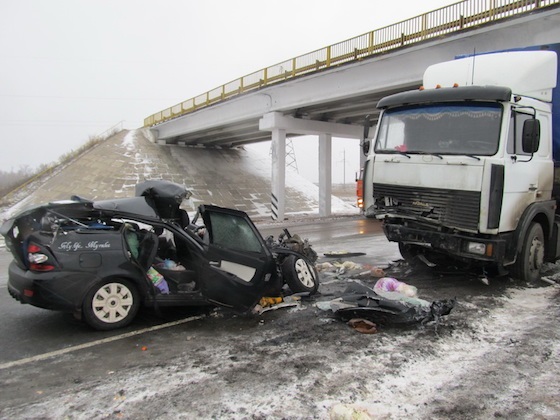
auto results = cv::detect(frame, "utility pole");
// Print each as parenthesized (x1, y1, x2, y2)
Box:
(343, 148, 346, 184)
(270, 137, 298, 173)
(286, 138, 299, 173)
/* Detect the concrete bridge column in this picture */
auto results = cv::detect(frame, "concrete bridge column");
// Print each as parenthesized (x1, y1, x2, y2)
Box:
(271, 128, 286, 220)
(318, 133, 332, 217)
(260, 111, 363, 219)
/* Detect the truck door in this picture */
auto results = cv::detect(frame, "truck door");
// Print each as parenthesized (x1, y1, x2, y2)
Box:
(502, 111, 552, 232)
(197, 205, 276, 311)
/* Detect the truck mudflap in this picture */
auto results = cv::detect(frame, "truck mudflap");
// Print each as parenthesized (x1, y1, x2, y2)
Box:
(383, 222, 509, 263)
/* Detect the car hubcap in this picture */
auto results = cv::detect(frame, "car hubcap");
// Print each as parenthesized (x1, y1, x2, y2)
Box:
(294, 258, 315, 288)
(92, 283, 133, 323)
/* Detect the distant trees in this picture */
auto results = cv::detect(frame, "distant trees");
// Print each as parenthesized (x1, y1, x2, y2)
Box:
(0, 130, 121, 203)
(0, 166, 38, 197)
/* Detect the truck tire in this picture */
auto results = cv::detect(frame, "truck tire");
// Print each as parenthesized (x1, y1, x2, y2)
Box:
(398, 242, 433, 266)
(398, 242, 421, 262)
(512, 222, 544, 283)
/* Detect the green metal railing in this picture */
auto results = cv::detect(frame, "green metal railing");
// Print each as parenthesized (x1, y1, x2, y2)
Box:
(144, 0, 559, 127)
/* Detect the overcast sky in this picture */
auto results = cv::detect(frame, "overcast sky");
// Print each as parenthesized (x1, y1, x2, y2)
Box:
(0, 0, 458, 182)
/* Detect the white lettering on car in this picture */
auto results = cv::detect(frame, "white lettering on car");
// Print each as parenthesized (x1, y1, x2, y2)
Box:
(86, 241, 111, 250)
(57, 241, 112, 251)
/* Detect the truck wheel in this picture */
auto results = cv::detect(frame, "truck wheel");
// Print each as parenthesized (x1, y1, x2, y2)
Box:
(398, 242, 421, 261)
(82, 279, 140, 330)
(282, 255, 319, 294)
(398, 242, 433, 266)
(512, 222, 544, 283)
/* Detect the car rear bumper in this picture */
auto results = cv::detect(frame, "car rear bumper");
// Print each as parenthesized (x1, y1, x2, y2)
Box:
(7, 261, 84, 312)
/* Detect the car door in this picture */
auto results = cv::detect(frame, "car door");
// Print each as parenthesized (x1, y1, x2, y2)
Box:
(197, 205, 276, 311)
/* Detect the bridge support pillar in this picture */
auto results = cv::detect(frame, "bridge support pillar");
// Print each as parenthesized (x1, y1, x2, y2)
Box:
(271, 128, 286, 220)
(147, 129, 158, 143)
(318, 133, 332, 217)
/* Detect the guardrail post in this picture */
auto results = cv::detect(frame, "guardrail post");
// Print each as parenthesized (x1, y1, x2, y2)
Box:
(368, 31, 374, 53)
(326, 46, 331, 67)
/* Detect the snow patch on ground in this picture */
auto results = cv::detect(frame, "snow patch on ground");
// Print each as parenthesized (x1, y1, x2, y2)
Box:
(5, 284, 558, 419)
(243, 145, 356, 216)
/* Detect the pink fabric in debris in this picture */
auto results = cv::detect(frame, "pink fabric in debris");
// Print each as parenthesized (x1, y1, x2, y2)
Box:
(374, 277, 402, 292)
(374, 277, 418, 297)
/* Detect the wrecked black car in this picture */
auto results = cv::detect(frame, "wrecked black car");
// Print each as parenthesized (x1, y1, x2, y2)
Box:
(1, 181, 319, 330)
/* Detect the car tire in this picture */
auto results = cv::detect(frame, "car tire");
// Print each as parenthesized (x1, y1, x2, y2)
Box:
(282, 255, 319, 294)
(82, 279, 140, 330)
(512, 222, 544, 283)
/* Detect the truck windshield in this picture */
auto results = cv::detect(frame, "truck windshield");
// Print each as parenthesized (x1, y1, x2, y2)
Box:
(374, 103, 502, 156)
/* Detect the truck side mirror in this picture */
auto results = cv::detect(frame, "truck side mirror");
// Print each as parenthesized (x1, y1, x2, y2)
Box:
(363, 114, 371, 139)
(362, 114, 371, 156)
(362, 140, 371, 155)
(522, 119, 540, 154)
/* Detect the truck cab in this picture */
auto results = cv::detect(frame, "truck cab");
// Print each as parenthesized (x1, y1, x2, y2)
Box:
(363, 45, 560, 281)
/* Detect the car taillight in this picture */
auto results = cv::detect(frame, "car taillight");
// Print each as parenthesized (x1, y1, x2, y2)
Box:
(27, 243, 56, 272)
(28, 253, 48, 264)
(29, 264, 56, 272)
(28, 244, 42, 253)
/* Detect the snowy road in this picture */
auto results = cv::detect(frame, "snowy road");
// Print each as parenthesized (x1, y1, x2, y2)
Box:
(1, 216, 559, 419)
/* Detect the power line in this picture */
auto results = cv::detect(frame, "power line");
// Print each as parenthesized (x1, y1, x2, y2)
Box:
(0, 94, 178, 101)
(0, 120, 119, 127)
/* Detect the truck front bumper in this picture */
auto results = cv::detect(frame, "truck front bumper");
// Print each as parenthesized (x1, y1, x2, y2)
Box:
(383, 222, 510, 263)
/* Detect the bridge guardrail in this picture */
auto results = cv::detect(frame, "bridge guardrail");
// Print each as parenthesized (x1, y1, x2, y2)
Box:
(144, 0, 560, 128)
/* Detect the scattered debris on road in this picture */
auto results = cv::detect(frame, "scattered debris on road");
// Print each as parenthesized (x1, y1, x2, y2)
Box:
(316, 260, 386, 278)
(347, 318, 377, 334)
(317, 281, 455, 328)
(323, 251, 367, 258)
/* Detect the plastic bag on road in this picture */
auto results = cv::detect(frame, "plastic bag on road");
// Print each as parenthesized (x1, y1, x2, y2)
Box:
(318, 282, 455, 326)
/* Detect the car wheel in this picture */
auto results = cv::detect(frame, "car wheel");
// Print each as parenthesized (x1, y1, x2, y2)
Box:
(512, 222, 544, 283)
(82, 279, 140, 330)
(282, 255, 319, 294)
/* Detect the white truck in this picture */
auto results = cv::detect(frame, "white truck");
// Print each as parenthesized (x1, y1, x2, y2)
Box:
(362, 44, 560, 281)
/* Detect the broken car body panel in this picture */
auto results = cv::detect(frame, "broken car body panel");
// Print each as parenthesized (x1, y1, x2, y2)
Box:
(329, 283, 455, 326)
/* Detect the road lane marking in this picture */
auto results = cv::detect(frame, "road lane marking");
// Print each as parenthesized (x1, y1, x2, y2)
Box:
(0, 314, 205, 370)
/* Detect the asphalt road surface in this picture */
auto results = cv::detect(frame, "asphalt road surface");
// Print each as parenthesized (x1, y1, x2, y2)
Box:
(1, 216, 559, 419)
(0, 216, 387, 366)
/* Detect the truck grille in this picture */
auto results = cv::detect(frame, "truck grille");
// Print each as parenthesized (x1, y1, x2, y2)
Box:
(373, 183, 481, 231)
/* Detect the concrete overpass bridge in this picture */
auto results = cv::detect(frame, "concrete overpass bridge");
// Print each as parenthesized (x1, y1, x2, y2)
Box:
(145, 0, 560, 220)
